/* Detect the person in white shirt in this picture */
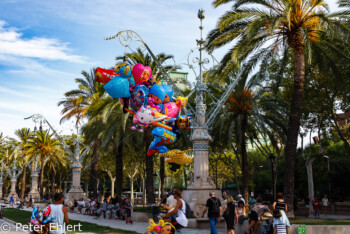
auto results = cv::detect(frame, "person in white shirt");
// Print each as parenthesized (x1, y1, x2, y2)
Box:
(164, 191, 177, 213)
(322, 194, 329, 216)
(77, 198, 85, 213)
(162, 189, 188, 229)
(237, 194, 245, 206)
(49, 192, 69, 234)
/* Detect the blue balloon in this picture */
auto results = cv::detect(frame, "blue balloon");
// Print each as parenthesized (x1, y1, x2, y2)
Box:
(162, 84, 174, 100)
(104, 77, 131, 98)
(129, 85, 149, 112)
(149, 84, 166, 102)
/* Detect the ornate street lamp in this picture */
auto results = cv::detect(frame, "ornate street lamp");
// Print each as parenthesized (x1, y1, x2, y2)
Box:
(103, 9, 241, 217)
(25, 114, 90, 203)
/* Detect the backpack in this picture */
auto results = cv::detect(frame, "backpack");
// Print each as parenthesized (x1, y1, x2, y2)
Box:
(211, 198, 220, 215)
(184, 201, 194, 218)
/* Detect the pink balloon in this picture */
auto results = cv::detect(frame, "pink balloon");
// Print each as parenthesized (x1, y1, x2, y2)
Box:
(132, 63, 152, 84)
(164, 102, 179, 118)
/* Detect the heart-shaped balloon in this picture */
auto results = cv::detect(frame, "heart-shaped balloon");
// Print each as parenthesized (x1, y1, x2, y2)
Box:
(132, 63, 153, 84)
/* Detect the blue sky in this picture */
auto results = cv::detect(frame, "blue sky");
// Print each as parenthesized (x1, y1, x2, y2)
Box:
(0, 0, 340, 138)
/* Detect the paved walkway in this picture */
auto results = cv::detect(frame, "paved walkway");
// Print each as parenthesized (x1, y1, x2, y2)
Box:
(0, 218, 25, 233)
(2, 204, 226, 234)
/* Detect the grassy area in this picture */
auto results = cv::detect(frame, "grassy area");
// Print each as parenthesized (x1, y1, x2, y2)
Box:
(133, 206, 153, 213)
(4, 208, 140, 233)
(291, 218, 350, 225)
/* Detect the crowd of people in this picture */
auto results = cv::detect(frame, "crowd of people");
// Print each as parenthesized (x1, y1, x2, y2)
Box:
(200, 191, 291, 234)
(69, 196, 134, 224)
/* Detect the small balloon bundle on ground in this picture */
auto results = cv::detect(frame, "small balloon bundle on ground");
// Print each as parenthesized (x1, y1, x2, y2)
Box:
(146, 219, 176, 234)
(28, 205, 56, 234)
(95, 62, 194, 171)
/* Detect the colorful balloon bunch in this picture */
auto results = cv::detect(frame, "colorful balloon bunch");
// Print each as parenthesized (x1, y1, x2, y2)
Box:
(95, 63, 194, 169)
(28, 205, 56, 233)
(146, 219, 176, 234)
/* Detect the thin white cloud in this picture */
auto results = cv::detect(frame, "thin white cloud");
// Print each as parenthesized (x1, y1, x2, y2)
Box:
(0, 86, 31, 98)
(0, 21, 87, 63)
(0, 54, 76, 78)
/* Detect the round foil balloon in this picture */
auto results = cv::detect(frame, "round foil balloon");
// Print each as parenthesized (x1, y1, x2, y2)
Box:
(129, 85, 149, 112)
(132, 63, 153, 84)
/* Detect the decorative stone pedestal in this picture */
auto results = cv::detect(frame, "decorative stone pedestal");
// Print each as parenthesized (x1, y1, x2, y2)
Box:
(6, 179, 19, 201)
(28, 159, 41, 201)
(65, 163, 86, 205)
(182, 101, 223, 218)
(28, 176, 41, 201)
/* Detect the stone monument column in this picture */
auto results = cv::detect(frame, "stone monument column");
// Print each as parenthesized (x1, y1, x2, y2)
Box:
(182, 10, 222, 221)
(28, 159, 41, 201)
(66, 161, 85, 201)
(6, 160, 22, 201)
(66, 138, 86, 204)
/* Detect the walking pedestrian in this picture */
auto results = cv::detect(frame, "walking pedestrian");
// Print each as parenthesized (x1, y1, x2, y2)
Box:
(272, 192, 290, 234)
(312, 196, 320, 219)
(9, 194, 14, 208)
(248, 195, 256, 209)
(202, 191, 222, 234)
(162, 189, 188, 229)
(322, 194, 329, 216)
(49, 192, 69, 234)
(223, 196, 237, 234)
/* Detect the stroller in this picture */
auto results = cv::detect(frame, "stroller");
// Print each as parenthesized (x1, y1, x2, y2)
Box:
(17, 201, 25, 209)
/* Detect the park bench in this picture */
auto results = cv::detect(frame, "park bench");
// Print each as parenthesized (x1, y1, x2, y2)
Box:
(335, 202, 350, 215)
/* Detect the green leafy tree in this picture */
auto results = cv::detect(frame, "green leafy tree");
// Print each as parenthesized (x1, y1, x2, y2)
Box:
(12, 128, 32, 199)
(26, 130, 62, 197)
(58, 69, 105, 198)
(206, 0, 350, 213)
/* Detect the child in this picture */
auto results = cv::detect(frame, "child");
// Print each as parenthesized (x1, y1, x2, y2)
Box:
(124, 198, 133, 224)
(313, 196, 320, 219)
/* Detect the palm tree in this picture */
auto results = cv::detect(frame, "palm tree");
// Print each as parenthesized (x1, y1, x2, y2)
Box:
(206, 0, 349, 214)
(58, 69, 105, 198)
(13, 128, 32, 199)
(26, 130, 62, 197)
(116, 49, 178, 205)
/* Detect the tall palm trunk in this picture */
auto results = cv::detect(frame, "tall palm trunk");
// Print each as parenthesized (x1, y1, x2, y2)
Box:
(40, 158, 45, 197)
(91, 140, 99, 198)
(241, 113, 249, 207)
(284, 41, 305, 217)
(50, 165, 55, 199)
(20, 160, 27, 199)
(115, 114, 128, 197)
(145, 127, 154, 205)
(160, 157, 165, 200)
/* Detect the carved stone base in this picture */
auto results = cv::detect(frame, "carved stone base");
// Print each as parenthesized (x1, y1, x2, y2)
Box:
(65, 187, 87, 206)
(182, 189, 223, 218)
(28, 190, 41, 201)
